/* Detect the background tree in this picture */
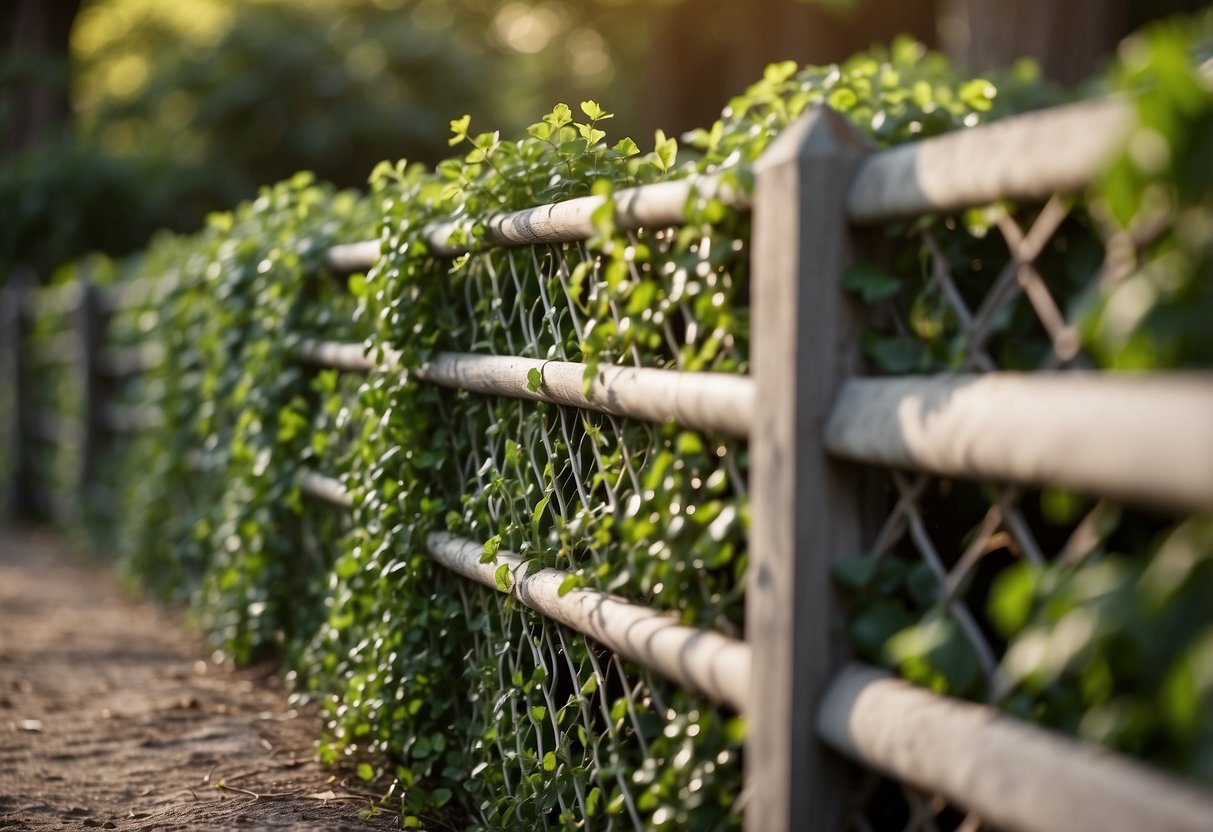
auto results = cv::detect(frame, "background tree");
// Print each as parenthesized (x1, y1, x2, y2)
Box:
(1, 0, 81, 159)
(2, 0, 1206, 282)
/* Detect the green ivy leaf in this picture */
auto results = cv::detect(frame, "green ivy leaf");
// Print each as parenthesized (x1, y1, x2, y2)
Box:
(530, 492, 552, 537)
(841, 262, 901, 302)
(577, 123, 607, 146)
(494, 563, 513, 593)
(832, 554, 878, 591)
(481, 534, 503, 564)
(579, 100, 610, 120)
(653, 129, 678, 172)
(526, 366, 543, 392)
(448, 114, 471, 145)
(558, 573, 584, 596)
(612, 137, 640, 157)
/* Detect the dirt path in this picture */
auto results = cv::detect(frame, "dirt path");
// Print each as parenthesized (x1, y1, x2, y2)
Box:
(0, 532, 397, 831)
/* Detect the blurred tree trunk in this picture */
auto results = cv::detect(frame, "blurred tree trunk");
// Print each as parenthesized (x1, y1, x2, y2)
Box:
(1, 0, 81, 160)
(641, 0, 936, 139)
(939, 0, 1209, 85)
(638, 0, 1210, 139)
(938, 0, 1123, 85)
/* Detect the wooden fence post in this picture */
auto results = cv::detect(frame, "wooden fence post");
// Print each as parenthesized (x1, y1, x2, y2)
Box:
(746, 107, 873, 830)
(77, 270, 110, 507)
(3, 273, 38, 521)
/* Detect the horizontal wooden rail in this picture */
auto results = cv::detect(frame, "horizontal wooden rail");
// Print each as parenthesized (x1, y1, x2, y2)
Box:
(290, 474, 750, 708)
(296, 339, 385, 372)
(323, 241, 381, 274)
(846, 98, 1133, 223)
(424, 174, 745, 256)
(818, 663, 1213, 832)
(824, 372, 1213, 511)
(428, 531, 750, 712)
(97, 276, 169, 314)
(416, 352, 753, 437)
(295, 341, 753, 436)
(30, 277, 166, 318)
(102, 404, 164, 433)
(31, 332, 80, 366)
(322, 174, 747, 270)
(97, 344, 165, 377)
(299, 470, 353, 507)
(28, 283, 83, 318)
(31, 416, 81, 449)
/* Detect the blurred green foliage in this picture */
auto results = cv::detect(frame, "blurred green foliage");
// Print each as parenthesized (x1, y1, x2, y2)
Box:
(74, 1, 490, 188)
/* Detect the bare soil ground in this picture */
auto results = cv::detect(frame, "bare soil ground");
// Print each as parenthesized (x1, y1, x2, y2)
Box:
(0, 532, 398, 831)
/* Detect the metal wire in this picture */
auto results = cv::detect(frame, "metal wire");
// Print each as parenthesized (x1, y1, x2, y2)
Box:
(849, 202, 1148, 829)
(425, 227, 749, 828)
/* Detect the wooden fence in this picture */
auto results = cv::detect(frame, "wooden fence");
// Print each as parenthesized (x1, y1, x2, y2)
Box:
(4, 95, 1213, 831)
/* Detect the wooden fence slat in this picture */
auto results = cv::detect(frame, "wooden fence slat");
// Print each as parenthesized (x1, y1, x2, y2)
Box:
(299, 470, 353, 507)
(427, 531, 751, 712)
(295, 341, 754, 437)
(747, 106, 873, 831)
(96, 344, 165, 378)
(79, 277, 111, 494)
(28, 281, 83, 318)
(818, 663, 1213, 832)
(96, 276, 170, 314)
(2, 275, 38, 520)
(321, 173, 748, 270)
(424, 174, 744, 255)
(846, 98, 1133, 223)
(323, 240, 381, 274)
(296, 339, 381, 372)
(101, 404, 164, 434)
(416, 352, 753, 437)
(825, 372, 1213, 511)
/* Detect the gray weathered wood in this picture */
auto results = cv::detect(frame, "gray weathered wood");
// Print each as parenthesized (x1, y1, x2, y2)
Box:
(323, 240, 381, 274)
(28, 280, 83, 318)
(321, 173, 748, 270)
(299, 470, 353, 508)
(78, 276, 111, 494)
(295, 340, 754, 436)
(424, 174, 744, 255)
(747, 107, 872, 831)
(2, 275, 38, 520)
(416, 352, 753, 437)
(427, 531, 751, 712)
(847, 97, 1133, 223)
(296, 339, 382, 372)
(30, 331, 80, 366)
(101, 404, 164, 434)
(818, 663, 1213, 832)
(96, 276, 170, 314)
(97, 343, 165, 378)
(825, 372, 1213, 512)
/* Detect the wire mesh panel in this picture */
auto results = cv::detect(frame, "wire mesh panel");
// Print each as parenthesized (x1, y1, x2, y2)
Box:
(323, 212, 754, 828)
(834, 188, 1213, 829)
(441, 232, 748, 829)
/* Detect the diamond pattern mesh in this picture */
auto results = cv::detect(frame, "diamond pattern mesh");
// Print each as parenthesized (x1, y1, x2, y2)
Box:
(380, 228, 750, 828)
(845, 197, 1181, 829)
